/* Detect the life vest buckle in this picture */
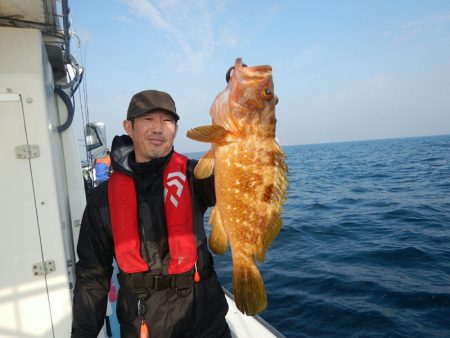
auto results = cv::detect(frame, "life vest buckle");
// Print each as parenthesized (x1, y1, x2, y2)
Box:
(153, 275, 171, 291)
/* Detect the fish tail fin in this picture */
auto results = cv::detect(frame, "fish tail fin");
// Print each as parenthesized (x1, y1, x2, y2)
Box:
(194, 149, 215, 179)
(233, 261, 267, 315)
(208, 207, 228, 254)
(186, 125, 230, 144)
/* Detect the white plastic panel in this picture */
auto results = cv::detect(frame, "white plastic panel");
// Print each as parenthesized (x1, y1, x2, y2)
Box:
(0, 96, 54, 338)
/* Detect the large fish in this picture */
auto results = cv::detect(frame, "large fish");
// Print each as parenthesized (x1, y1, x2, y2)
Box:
(187, 58, 288, 315)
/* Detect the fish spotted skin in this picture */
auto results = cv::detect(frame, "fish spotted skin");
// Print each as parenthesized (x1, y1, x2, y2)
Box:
(187, 58, 288, 315)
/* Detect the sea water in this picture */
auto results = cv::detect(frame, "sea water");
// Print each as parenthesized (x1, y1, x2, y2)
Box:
(107, 135, 450, 337)
(212, 134, 450, 338)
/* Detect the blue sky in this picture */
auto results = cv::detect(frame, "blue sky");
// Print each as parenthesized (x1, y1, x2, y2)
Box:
(70, 0, 450, 153)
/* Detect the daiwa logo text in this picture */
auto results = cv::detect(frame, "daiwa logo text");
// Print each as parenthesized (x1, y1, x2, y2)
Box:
(164, 172, 186, 207)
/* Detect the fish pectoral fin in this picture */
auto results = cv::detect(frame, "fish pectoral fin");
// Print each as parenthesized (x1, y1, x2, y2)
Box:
(255, 214, 283, 263)
(208, 207, 228, 255)
(194, 149, 215, 179)
(186, 125, 230, 144)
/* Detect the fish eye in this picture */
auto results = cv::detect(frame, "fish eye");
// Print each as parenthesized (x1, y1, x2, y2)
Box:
(261, 87, 273, 100)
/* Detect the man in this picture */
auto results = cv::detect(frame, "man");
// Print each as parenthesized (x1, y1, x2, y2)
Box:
(93, 149, 111, 185)
(71, 90, 231, 338)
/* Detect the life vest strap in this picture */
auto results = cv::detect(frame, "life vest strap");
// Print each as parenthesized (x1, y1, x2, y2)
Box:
(117, 268, 213, 290)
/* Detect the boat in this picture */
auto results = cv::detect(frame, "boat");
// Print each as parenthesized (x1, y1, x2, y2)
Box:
(0, 1, 286, 337)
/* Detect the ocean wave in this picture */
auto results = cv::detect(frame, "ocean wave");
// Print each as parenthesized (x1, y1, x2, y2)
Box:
(382, 209, 426, 223)
(354, 246, 435, 267)
(303, 202, 332, 210)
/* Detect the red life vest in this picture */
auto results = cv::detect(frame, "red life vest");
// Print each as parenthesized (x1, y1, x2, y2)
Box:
(108, 152, 197, 274)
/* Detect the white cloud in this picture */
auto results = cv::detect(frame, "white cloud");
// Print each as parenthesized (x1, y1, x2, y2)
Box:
(399, 21, 424, 41)
(125, 0, 172, 30)
(428, 13, 450, 24)
(285, 45, 322, 73)
(396, 11, 450, 42)
(114, 15, 134, 24)
(121, 0, 228, 71)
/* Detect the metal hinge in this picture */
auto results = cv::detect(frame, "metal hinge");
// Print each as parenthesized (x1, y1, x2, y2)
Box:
(32, 260, 56, 276)
(15, 145, 40, 159)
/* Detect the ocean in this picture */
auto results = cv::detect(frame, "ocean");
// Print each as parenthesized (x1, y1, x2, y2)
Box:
(108, 134, 450, 337)
(211, 134, 450, 338)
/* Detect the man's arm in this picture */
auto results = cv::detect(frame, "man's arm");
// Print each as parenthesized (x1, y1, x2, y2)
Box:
(71, 197, 114, 338)
(190, 159, 216, 210)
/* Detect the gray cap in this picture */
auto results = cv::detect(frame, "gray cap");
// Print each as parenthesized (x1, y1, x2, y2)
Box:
(127, 90, 179, 121)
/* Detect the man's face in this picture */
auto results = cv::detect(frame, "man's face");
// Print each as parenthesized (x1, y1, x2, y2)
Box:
(123, 110, 178, 162)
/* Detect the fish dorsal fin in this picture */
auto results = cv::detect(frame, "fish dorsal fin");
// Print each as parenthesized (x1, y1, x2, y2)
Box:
(186, 125, 230, 145)
(194, 149, 215, 179)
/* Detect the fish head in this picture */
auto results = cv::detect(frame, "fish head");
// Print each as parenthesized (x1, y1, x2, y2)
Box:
(211, 58, 278, 138)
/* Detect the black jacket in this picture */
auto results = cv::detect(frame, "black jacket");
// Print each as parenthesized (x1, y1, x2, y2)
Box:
(71, 135, 230, 338)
